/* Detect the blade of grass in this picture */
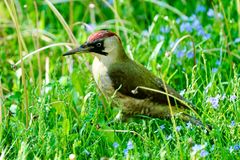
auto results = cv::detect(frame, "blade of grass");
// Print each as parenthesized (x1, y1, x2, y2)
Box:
(34, 1, 42, 94)
(14, 42, 75, 67)
(237, 0, 240, 50)
(5, 0, 29, 128)
(0, 77, 3, 140)
(45, 0, 77, 44)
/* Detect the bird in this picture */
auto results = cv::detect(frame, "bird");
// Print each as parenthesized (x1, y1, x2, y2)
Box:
(63, 30, 204, 126)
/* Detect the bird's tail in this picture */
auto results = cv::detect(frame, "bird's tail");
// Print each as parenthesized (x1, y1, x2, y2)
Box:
(177, 113, 212, 131)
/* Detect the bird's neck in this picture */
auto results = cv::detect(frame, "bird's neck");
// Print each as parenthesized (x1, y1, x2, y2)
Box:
(94, 46, 128, 68)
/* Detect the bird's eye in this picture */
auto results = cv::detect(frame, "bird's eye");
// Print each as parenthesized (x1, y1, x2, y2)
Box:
(96, 43, 101, 47)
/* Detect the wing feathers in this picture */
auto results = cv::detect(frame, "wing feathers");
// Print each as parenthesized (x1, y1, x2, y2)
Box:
(108, 60, 188, 108)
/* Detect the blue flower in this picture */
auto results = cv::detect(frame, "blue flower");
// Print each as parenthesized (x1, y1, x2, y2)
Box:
(192, 144, 204, 155)
(160, 26, 170, 33)
(156, 35, 165, 41)
(141, 30, 149, 37)
(230, 94, 237, 102)
(221, 94, 226, 100)
(230, 121, 235, 127)
(217, 13, 223, 19)
(192, 19, 202, 30)
(234, 144, 240, 151)
(207, 95, 220, 109)
(107, 0, 114, 5)
(200, 150, 209, 157)
(229, 144, 240, 153)
(187, 52, 194, 59)
(189, 14, 197, 21)
(113, 142, 119, 148)
(176, 126, 182, 132)
(180, 22, 193, 33)
(166, 134, 172, 140)
(160, 124, 165, 130)
(176, 50, 184, 58)
(123, 148, 128, 156)
(203, 33, 211, 40)
(127, 140, 134, 150)
(210, 144, 215, 151)
(186, 122, 192, 129)
(197, 28, 205, 36)
(212, 68, 218, 73)
(216, 60, 221, 66)
(196, 5, 206, 13)
(234, 37, 240, 43)
(207, 9, 215, 17)
(176, 18, 181, 24)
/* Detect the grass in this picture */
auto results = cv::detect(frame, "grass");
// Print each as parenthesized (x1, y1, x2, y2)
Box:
(0, 0, 239, 159)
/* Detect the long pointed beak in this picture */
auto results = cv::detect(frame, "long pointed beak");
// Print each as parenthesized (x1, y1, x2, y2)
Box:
(63, 44, 91, 56)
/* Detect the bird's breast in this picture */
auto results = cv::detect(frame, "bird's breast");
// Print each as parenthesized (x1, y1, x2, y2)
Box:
(92, 57, 115, 96)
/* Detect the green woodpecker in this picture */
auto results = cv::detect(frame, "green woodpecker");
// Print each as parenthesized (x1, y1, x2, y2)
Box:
(63, 30, 202, 125)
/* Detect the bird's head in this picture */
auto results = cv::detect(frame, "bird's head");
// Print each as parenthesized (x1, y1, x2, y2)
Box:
(63, 30, 126, 65)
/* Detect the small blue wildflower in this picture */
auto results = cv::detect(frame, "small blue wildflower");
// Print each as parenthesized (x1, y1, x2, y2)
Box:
(177, 61, 182, 65)
(207, 9, 215, 17)
(156, 35, 165, 41)
(216, 60, 221, 66)
(234, 144, 240, 151)
(186, 122, 192, 129)
(221, 94, 226, 100)
(230, 94, 237, 102)
(210, 144, 215, 151)
(123, 148, 128, 156)
(113, 142, 119, 149)
(192, 19, 202, 30)
(160, 26, 170, 33)
(176, 50, 185, 58)
(200, 150, 209, 157)
(212, 68, 218, 73)
(166, 134, 172, 140)
(187, 52, 194, 59)
(189, 14, 197, 21)
(160, 124, 165, 130)
(107, 0, 114, 5)
(176, 126, 182, 132)
(127, 140, 134, 150)
(234, 37, 240, 43)
(196, 5, 206, 13)
(203, 33, 211, 40)
(197, 28, 207, 38)
(230, 121, 235, 127)
(207, 95, 220, 109)
(217, 13, 223, 19)
(180, 22, 193, 33)
(141, 30, 149, 37)
(192, 144, 203, 155)
(176, 18, 181, 24)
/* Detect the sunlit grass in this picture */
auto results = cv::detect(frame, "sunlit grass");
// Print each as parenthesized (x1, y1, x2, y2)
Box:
(0, 0, 239, 159)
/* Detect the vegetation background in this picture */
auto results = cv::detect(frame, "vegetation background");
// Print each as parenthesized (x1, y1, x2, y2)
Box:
(0, 0, 239, 159)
